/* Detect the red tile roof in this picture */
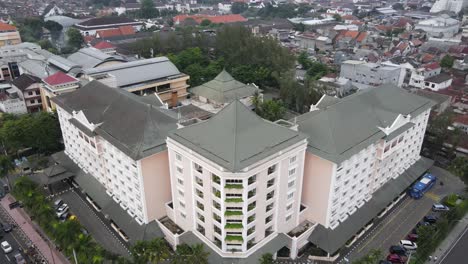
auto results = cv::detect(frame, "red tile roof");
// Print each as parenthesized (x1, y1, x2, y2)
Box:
(43, 72, 78, 86)
(423, 62, 440, 70)
(93, 41, 115, 50)
(96, 26, 136, 38)
(119, 25, 135, 35)
(356, 32, 367, 43)
(454, 114, 468, 125)
(173, 14, 247, 24)
(0, 22, 17, 32)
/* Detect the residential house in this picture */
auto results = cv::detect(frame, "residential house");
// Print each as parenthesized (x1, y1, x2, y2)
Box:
(415, 15, 460, 38)
(409, 62, 442, 88)
(422, 74, 453, 91)
(0, 83, 27, 114)
(10, 74, 42, 112)
(340, 60, 405, 89)
(74, 17, 144, 36)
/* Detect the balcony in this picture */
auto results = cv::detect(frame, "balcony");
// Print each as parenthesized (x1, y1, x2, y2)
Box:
(225, 223, 243, 230)
(248, 215, 255, 224)
(159, 216, 184, 235)
(212, 174, 221, 185)
(248, 190, 256, 199)
(225, 198, 243, 204)
(225, 184, 243, 189)
(225, 210, 243, 217)
(225, 235, 243, 244)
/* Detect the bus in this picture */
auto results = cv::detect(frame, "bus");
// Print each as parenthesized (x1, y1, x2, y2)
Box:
(408, 173, 436, 199)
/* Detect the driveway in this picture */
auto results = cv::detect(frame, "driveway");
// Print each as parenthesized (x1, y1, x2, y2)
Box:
(58, 189, 130, 257)
(342, 166, 464, 262)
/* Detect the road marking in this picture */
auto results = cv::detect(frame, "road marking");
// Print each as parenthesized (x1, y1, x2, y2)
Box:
(425, 192, 440, 201)
(357, 198, 413, 253)
(5, 254, 10, 262)
(438, 225, 468, 264)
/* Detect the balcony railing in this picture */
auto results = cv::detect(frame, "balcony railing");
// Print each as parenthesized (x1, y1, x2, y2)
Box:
(225, 211, 243, 216)
(212, 175, 221, 184)
(225, 235, 243, 242)
(225, 184, 243, 189)
(225, 198, 243, 203)
(225, 223, 243, 229)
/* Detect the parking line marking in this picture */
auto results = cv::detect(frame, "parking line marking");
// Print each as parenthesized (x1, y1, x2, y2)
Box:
(425, 192, 440, 201)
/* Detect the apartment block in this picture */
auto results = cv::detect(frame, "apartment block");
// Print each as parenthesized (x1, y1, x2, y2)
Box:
(0, 22, 21, 47)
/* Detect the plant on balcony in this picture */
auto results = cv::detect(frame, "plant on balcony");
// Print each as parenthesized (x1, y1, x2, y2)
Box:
(225, 210, 243, 216)
(225, 184, 243, 189)
(214, 191, 221, 198)
(248, 204, 256, 211)
(225, 223, 243, 229)
(225, 235, 244, 242)
(248, 216, 255, 223)
(225, 198, 243, 203)
(212, 175, 221, 184)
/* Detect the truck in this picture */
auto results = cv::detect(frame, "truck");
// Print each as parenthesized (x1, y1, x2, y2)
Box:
(408, 173, 436, 199)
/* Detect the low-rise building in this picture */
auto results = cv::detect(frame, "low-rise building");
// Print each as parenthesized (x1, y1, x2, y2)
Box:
(415, 15, 460, 38)
(41, 71, 80, 112)
(0, 22, 21, 47)
(340, 60, 405, 89)
(409, 62, 442, 89)
(79, 57, 189, 107)
(10, 74, 42, 113)
(0, 84, 27, 114)
(73, 17, 144, 36)
(423, 74, 453, 91)
(453, 114, 468, 134)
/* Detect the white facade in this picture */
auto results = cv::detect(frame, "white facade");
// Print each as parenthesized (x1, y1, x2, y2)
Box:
(409, 66, 441, 88)
(165, 137, 308, 257)
(415, 15, 460, 38)
(56, 106, 149, 225)
(340, 60, 405, 89)
(326, 110, 430, 228)
(430, 0, 468, 14)
(0, 94, 27, 114)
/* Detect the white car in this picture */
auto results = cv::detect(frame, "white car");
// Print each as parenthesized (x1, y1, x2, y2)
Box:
(400, 240, 418, 250)
(1, 241, 12, 253)
(432, 203, 449, 212)
(56, 204, 69, 218)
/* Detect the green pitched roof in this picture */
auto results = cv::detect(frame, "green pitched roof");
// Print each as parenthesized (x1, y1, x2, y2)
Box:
(169, 100, 307, 172)
(295, 85, 436, 164)
(190, 70, 259, 104)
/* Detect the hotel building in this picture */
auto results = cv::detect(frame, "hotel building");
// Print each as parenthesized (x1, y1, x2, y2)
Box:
(52, 82, 435, 262)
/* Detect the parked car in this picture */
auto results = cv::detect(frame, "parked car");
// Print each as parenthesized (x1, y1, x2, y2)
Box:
(432, 203, 449, 212)
(424, 215, 438, 224)
(416, 221, 431, 228)
(389, 245, 407, 255)
(14, 253, 26, 264)
(56, 204, 69, 218)
(1, 241, 12, 253)
(1, 223, 12, 233)
(407, 233, 418, 242)
(400, 240, 418, 250)
(54, 199, 63, 209)
(387, 253, 407, 263)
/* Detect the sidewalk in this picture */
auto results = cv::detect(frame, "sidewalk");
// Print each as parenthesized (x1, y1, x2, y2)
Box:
(427, 213, 468, 264)
(0, 194, 69, 264)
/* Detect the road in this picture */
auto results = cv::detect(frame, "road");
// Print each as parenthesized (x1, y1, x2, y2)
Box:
(59, 189, 130, 257)
(0, 207, 30, 263)
(439, 227, 468, 264)
(343, 166, 465, 262)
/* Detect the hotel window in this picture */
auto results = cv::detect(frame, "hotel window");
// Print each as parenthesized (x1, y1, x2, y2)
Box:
(287, 192, 294, 200)
(285, 214, 292, 222)
(286, 203, 293, 211)
(176, 166, 183, 174)
(179, 201, 185, 208)
(177, 178, 184, 185)
(288, 180, 295, 188)
(289, 156, 296, 164)
(288, 168, 296, 177)
(175, 152, 182, 161)
(180, 212, 186, 219)
(194, 163, 203, 173)
(268, 165, 276, 175)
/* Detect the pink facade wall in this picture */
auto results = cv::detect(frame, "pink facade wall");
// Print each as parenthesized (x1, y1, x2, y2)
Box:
(140, 151, 173, 221)
(301, 152, 334, 227)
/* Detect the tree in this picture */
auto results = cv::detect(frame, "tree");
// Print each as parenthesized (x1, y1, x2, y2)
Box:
(140, 0, 159, 18)
(44, 20, 63, 32)
(171, 244, 209, 264)
(66, 28, 84, 49)
(352, 249, 382, 264)
(448, 156, 468, 186)
(440, 55, 455, 68)
(19, 18, 44, 42)
(0, 155, 14, 189)
(231, 2, 248, 14)
(333, 14, 342, 22)
(256, 100, 286, 121)
(200, 19, 212, 27)
(187, 244, 209, 264)
(259, 253, 274, 264)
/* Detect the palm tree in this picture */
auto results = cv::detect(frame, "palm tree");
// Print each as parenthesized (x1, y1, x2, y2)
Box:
(188, 244, 209, 264)
(259, 253, 274, 264)
(148, 237, 170, 263)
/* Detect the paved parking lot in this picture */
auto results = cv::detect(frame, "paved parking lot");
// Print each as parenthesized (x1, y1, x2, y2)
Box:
(57, 189, 130, 257)
(342, 166, 464, 262)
